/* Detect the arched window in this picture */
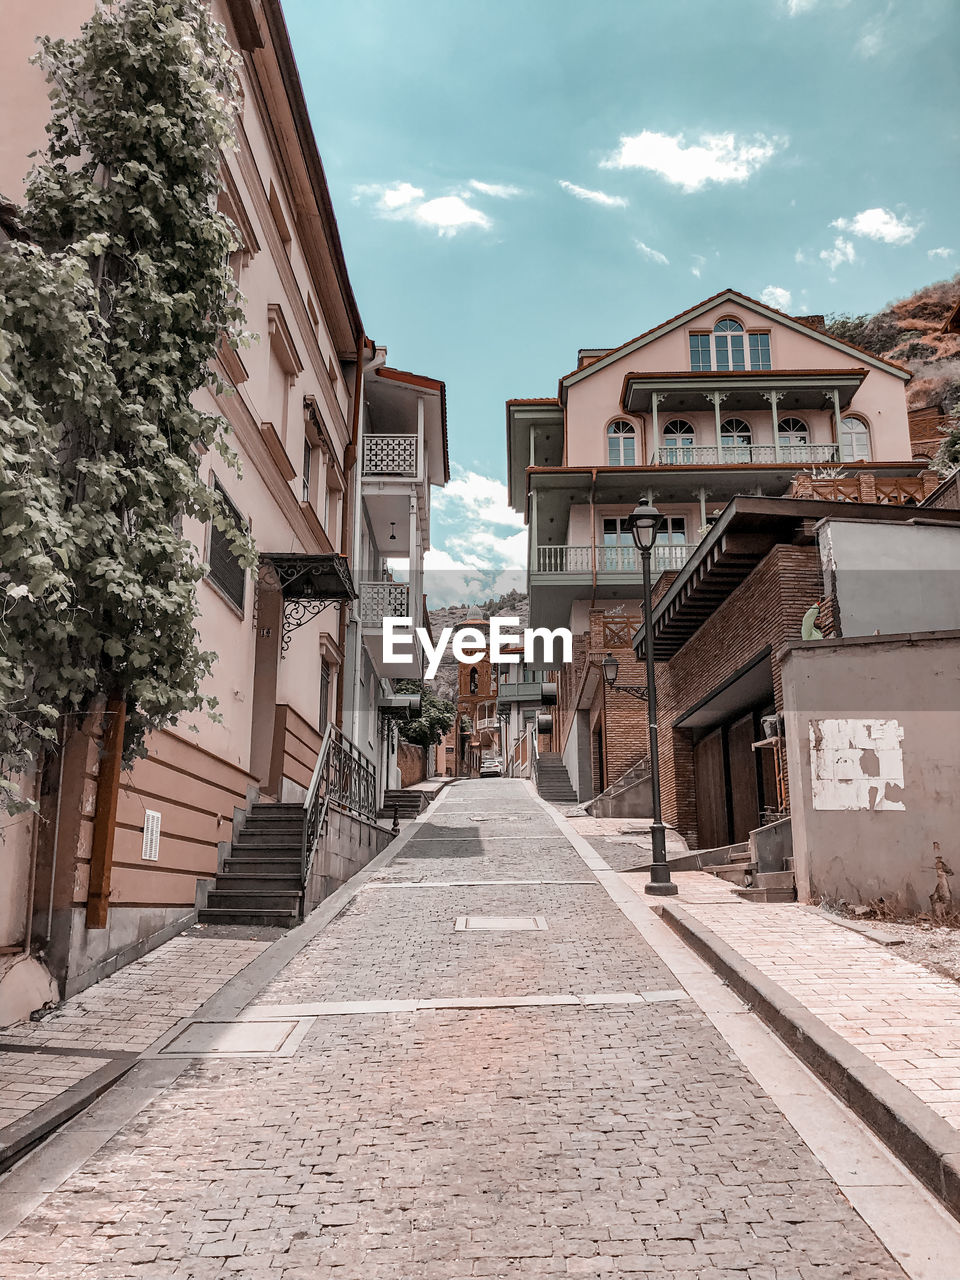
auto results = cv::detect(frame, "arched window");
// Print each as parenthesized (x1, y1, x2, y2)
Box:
(606, 420, 636, 466)
(777, 416, 809, 462)
(713, 318, 746, 372)
(469, 666, 479, 695)
(721, 417, 753, 462)
(840, 416, 871, 462)
(661, 419, 696, 464)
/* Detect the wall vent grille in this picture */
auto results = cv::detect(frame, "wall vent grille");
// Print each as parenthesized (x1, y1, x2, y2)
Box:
(141, 810, 161, 861)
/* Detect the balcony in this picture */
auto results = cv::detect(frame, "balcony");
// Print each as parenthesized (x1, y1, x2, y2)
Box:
(362, 434, 418, 478)
(536, 544, 692, 576)
(360, 580, 418, 678)
(655, 443, 840, 467)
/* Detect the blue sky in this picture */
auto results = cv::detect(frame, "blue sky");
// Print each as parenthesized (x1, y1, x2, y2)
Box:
(285, 0, 959, 605)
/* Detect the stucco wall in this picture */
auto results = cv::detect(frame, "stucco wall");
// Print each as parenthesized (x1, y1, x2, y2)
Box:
(781, 632, 960, 912)
(563, 299, 911, 467)
(821, 519, 960, 638)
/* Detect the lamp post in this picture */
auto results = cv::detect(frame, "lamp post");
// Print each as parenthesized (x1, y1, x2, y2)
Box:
(624, 499, 677, 897)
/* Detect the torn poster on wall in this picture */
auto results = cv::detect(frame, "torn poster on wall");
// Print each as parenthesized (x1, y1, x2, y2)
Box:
(809, 718, 906, 812)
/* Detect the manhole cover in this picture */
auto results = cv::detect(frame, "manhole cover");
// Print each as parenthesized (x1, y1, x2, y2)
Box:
(157, 1018, 314, 1057)
(455, 916, 548, 931)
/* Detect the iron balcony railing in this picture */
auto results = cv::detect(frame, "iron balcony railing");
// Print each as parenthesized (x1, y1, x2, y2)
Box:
(656, 443, 840, 466)
(362, 434, 418, 477)
(536, 543, 692, 575)
(360, 580, 410, 628)
(302, 725, 378, 883)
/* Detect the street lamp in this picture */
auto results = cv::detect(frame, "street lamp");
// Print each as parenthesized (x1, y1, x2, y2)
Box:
(624, 500, 677, 897)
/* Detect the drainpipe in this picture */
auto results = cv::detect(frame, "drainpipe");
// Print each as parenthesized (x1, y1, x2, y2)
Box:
(337, 334, 371, 730)
(349, 342, 387, 746)
(589, 468, 597, 608)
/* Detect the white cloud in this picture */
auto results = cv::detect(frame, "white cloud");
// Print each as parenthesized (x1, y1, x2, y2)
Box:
(635, 240, 669, 266)
(820, 236, 857, 270)
(760, 285, 792, 310)
(558, 180, 628, 208)
(832, 207, 919, 245)
(794, 248, 808, 265)
(856, 19, 885, 58)
(691, 254, 706, 278)
(600, 130, 786, 192)
(786, 0, 818, 12)
(353, 182, 493, 237)
(929, 246, 955, 260)
(469, 179, 522, 199)
(425, 468, 527, 608)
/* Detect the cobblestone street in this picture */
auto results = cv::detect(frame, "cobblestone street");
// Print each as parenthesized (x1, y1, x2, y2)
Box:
(0, 781, 955, 1278)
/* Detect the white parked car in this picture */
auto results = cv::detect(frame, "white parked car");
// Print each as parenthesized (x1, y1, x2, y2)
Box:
(479, 758, 503, 777)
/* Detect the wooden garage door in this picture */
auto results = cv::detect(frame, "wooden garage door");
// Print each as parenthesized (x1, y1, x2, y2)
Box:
(693, 728, 727, 850)
(728, 713, 760, 844)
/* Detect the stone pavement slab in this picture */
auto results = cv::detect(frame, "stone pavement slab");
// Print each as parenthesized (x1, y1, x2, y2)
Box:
(0, 934, 269, 1170)
(630, 872, 960, 1132)
(0, 779, 952, 1277)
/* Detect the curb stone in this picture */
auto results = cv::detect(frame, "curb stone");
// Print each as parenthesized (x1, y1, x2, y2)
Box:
(659, 901, 960, 1222)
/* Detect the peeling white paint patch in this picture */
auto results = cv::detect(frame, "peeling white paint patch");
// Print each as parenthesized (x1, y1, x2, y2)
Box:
(810, 718, 906, 811)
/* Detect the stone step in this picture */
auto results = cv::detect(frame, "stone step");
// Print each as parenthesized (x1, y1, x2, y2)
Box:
(712, 863, 757, 885)
(224, 858, 301, 877)
(213, 875, 302, 893)
(233, 832, 303, 849)
(206, 889, 302, 913)
(733, 886, 797, 904)
(197, 907, 300, 928)
(755, 870, 796, 891)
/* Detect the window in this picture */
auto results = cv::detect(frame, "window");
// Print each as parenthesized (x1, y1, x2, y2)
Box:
(840, 416, 871, 462)
(606, 420, 636, 466)
(721, 418, 753, 462)
(319, 659, 330, 731)
(749, 332, 771, 370)
(655, 516, 687, 546)
(689, 332, 711, 371)
(777, 417, 809, 460)
(661, 419, 696, 464)
(689, 321, 771, 371)
(469, 666, 479, 695)
(302, 439, 313, 504)
(208, 480, 246, 612)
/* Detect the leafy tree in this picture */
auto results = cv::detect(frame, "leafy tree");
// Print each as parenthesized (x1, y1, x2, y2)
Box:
(0, 0, 251, 809)
(935, 409, 960, 475)
(394, 680, 456, 749)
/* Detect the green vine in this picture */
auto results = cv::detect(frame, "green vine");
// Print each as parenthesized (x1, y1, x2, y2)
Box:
(0, 0, 253, 810)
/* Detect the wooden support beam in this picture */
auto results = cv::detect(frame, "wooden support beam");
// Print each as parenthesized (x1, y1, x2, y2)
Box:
(86, 697, 126, 931)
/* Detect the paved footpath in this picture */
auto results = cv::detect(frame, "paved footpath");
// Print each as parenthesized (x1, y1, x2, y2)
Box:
(0, 780, 957, 1278)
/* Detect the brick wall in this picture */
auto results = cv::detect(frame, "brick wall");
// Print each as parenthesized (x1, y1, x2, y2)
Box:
(656, 544, 824, 843)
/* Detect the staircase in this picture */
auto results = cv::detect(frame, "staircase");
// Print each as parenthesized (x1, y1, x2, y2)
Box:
(535, 752, 578, 805)
(585, 756, 652, 818)
(378, 788, 427, 822)
(198, 802, 305, 928)
(700, 839, 796, 903)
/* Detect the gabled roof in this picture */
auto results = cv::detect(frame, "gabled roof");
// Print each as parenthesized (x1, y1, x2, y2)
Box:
(557, 288, 911, 403)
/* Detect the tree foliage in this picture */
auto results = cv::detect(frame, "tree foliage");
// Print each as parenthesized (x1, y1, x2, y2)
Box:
(0, 0, 251, 809)
(394, 680, 456, 749)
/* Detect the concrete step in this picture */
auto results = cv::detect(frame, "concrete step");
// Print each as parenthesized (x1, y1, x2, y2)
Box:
(233, 833, 303, 850)
(733, 886, 797, 904)
(755, 870, 796, 891)
(206, 890, 302, 913)
(712, 863, 757, 885)
(197, 907, 299, 928)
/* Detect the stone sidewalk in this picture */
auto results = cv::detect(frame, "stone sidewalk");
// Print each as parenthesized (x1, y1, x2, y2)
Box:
(621, 871, 960, 1133)
(1, 779, 955, 1278)
(0, 934, 268, 1161)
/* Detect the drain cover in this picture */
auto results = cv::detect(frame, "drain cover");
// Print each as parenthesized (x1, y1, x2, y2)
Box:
(455, 916, 548, 931)
(157, 1018, 314, 1058)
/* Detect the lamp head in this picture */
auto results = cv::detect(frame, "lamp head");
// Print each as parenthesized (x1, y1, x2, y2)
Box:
(625, 499, 663, 550)
(601, 652, 619, 687)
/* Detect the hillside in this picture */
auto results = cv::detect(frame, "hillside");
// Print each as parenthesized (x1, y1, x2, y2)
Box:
(824, 274, 960, 418)
(426, 589, 529, 702)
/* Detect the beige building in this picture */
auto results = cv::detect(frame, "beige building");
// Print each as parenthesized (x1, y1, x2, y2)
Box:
(0, 0, 446, 1017)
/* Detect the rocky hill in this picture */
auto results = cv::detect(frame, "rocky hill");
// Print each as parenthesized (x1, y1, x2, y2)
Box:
(824, 274, 960, 418)
(426, 589, 529, 702)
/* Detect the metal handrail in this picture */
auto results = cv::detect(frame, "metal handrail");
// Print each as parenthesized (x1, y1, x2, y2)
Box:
(302, 724, 378, 882)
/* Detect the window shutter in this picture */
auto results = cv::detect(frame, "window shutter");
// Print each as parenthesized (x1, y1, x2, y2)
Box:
(141, 810, 161, 861)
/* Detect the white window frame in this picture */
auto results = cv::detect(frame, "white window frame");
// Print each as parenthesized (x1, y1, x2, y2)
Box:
(840, 415, 872, 462)
(606, 420, 637, 466)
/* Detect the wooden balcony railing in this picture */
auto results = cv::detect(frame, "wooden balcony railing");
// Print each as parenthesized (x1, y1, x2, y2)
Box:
(536, 544, 692, 575)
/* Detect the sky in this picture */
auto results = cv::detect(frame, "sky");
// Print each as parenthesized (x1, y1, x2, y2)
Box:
(284, 0, 960, 606)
